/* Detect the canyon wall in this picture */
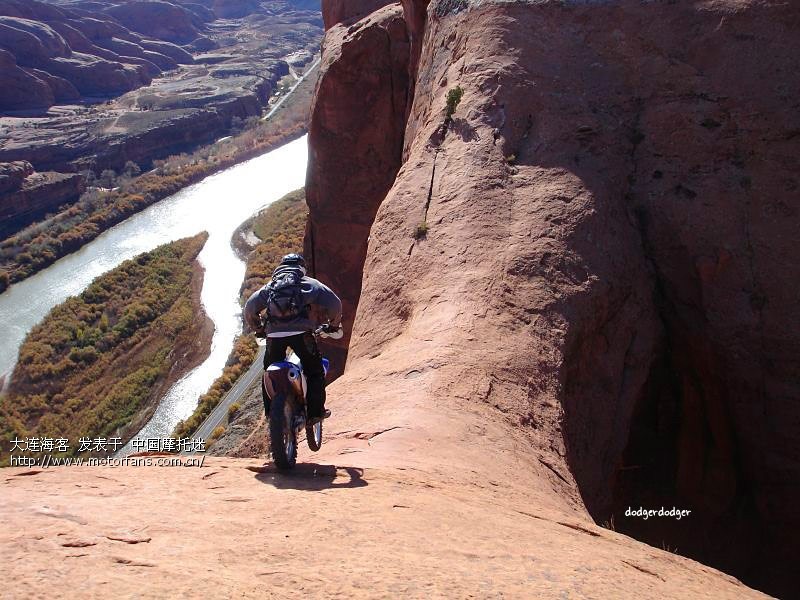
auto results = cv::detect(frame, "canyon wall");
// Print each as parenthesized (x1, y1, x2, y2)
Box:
(306, 0, 799, 595)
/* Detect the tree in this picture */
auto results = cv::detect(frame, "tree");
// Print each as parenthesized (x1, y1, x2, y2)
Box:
(97, 169, 118, 189)
(445, 86, 464, 120)
(123, 161, 141, 178)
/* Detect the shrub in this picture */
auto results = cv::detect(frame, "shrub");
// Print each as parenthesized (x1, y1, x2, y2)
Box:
(228, 402, 241, 419)
(240, 188, 308, 301)
(414, 221, 429, 239)
(210, 425, 226, 441)
(445, 86, 464, 119)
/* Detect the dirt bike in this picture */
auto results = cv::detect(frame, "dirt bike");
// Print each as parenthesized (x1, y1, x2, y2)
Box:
(260, 323, 342, 470)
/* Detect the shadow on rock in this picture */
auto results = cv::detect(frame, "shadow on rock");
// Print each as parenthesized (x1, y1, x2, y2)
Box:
(247, 462, 368, 491)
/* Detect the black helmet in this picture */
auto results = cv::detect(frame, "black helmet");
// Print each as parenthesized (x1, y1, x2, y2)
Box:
(280, 253, 306, 268)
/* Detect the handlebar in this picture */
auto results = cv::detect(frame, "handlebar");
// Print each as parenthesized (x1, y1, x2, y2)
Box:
(315, 323, 344, 339)
(253, 321, 342, 340)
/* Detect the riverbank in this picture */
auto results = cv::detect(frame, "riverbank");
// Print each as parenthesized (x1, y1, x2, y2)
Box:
(0, 63, 320, 294)
(0, 137, 309, 439)
(0, 234, 213, 464)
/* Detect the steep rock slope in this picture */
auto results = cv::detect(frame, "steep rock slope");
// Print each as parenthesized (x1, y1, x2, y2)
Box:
(306, 0, 799, 595)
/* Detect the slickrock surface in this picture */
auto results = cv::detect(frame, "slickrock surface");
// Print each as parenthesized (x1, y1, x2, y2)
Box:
(1, 445, 763, 598)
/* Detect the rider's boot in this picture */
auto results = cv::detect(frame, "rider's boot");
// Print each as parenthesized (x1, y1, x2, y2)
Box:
(308, 409, 331, 426)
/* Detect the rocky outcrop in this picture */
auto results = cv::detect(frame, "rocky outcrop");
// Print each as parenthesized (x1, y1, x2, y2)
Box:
(0, 160, 33, 194)
(139, 38, 193, 63)
(304, 0, 799, 596)
(322, 0, 393, 28)
(0, 170, 85, 237)
(304, 3, 409, 374)
(0, 4, 156, 109)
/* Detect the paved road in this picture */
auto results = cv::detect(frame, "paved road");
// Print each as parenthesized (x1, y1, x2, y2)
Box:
(191, 346, 265, 445)
(263, 56, 321, 120)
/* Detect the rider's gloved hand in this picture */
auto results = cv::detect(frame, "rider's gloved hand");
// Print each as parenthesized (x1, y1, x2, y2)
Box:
(322, 324, 344, 340)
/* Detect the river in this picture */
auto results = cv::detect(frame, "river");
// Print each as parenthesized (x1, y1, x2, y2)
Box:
(0, 135, 308, 442)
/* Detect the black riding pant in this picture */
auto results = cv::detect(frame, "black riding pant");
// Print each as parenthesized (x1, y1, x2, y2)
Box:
(263, 333, 326, 419)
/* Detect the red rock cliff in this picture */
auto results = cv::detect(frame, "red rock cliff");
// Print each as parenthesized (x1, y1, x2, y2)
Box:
(304, 2, 410, 374)
(307, 0, 800, 595)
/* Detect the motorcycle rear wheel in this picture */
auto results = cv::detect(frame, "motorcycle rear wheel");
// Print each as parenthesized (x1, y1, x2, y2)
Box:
(269, 393, 297, 470)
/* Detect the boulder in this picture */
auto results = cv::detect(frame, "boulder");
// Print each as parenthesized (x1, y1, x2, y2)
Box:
(47, 52, 148, 96)
(0, 0, 67, 21)
(0, 20, 54, 66)
(23, 67, 81, 103)
(0, 16, 70, 59)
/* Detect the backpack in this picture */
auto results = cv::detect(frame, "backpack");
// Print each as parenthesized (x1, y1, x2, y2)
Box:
(264, 267, 307, 323)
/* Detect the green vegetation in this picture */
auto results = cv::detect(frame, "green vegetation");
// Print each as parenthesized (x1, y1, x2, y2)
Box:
(0, 234, 209, 462)
(445, 85, 464, 119)
(0, 77, 315, 294)
(210, 425, 226, 441)
(240, 187, 308, 302)
(414, 221, 429, 239)
(173, 188, 308, 440)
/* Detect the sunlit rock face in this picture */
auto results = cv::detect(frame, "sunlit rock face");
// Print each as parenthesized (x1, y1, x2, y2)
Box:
(305, 0, 800, 596)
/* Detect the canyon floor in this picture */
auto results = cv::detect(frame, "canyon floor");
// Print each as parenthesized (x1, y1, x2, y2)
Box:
(2, 358, 767, 599)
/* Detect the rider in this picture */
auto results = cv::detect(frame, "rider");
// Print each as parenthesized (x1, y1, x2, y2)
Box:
(243, 253, 342, 425)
